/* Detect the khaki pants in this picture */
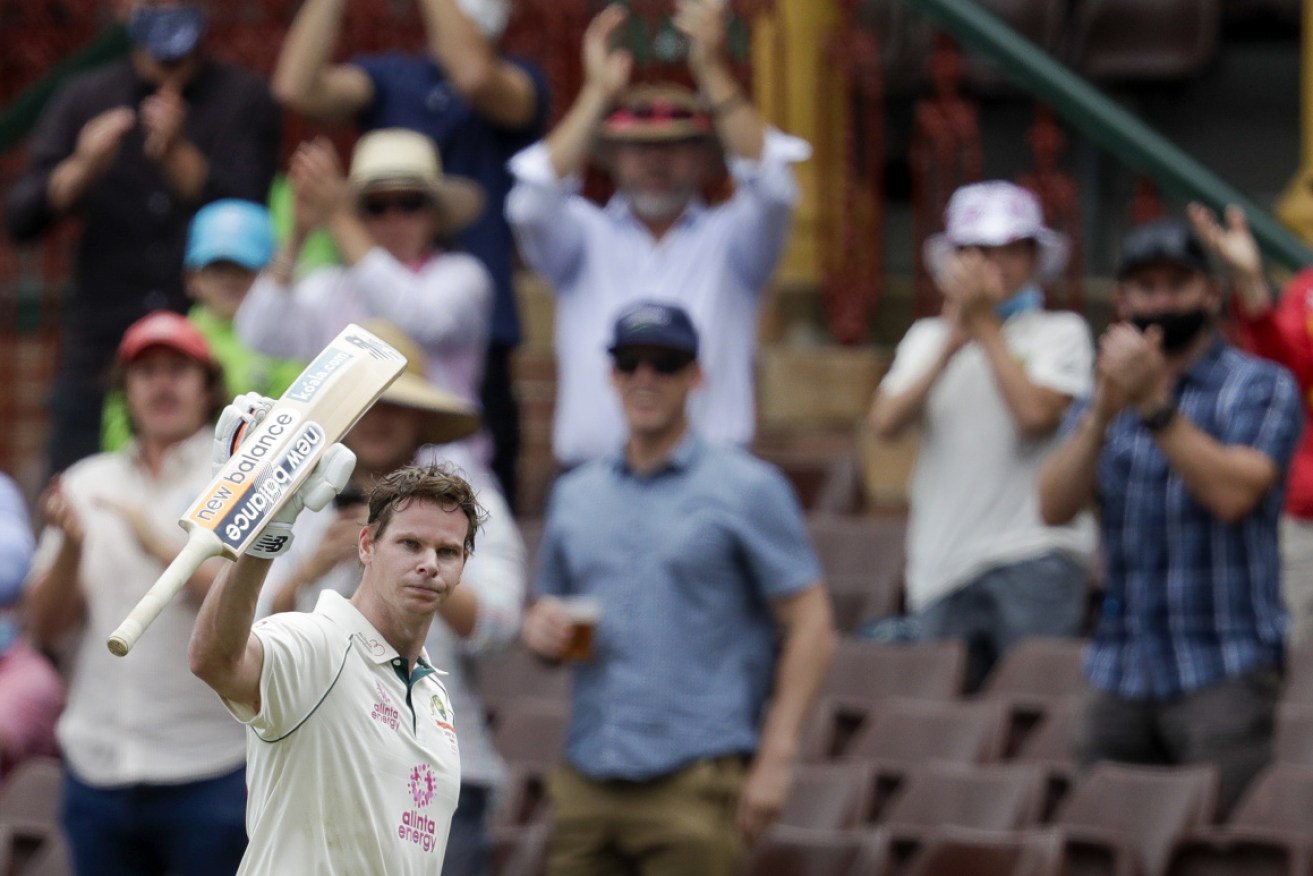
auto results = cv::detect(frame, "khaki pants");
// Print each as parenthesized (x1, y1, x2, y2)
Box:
(545, 758, 746, 876)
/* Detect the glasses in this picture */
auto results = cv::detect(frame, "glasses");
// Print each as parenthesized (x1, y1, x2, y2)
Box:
(361, 193, 432, 217)
(613, 349, 695, 375)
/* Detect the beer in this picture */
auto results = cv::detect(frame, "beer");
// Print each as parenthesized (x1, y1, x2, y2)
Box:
(560, 596, 600, 662)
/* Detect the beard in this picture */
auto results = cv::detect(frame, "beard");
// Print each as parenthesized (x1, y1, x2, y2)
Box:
(627, 188, 693, 223)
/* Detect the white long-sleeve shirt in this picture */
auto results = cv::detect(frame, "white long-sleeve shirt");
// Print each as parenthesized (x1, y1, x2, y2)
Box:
(506, 129, 811, 466)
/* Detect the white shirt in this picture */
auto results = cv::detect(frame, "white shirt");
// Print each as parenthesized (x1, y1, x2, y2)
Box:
(259, 448, 525, 789)
(879, 309, 1098, 611)
(506, 130, 812, 466)
(235, 247, 494, 462)
(229, 591, 460, 876)
(29, 430, 247, 786)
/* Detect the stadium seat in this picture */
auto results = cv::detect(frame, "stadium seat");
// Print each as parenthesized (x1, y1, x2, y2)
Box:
(476, 645, 572, 723)
(778, 762, 874, 831)
(902, 825, 1065, 876)
(980, 637, 1088, 756)
(490, 699, 569, 827)
(843, 697, 1009, 820)
(806, 515, 907, 632)
(1067, 0, 1221, 82)
(741, 825, 890, 876)
(1274, 702, 1313, 766)
(882, 762, 1046, 864)
(0, 757, 62, 832)
(1012, 695, 1083, 820)
(960, 0, 1069, 92)
(491, 820, 549, 876)
(1053, 762, 1218, 876)
(802, 639, 967, 761)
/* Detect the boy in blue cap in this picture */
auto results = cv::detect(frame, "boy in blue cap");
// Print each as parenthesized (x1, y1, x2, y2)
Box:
(102, 199, 304, 448)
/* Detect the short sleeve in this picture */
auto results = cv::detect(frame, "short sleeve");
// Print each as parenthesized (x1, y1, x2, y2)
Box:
(1218, 365, 1304, 475)
(878, 319, 950, 396)
(734, 465, 823, 600)
(231, 613, 348, 738)
(1024, 313, 1095, 398)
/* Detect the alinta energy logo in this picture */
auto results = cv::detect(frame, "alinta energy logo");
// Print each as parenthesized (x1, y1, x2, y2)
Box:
(398, 763, 441, 854)
(371, 682, 399, 732)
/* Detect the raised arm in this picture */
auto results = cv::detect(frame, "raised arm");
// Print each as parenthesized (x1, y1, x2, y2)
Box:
(24, 482, 88, 647)
(677, 0, 764, 161)
(272, 0, 374, 125)
(189, 553, 270, 714)
(418, 0, 538, 129)
(545, 4, 632, 180)
(868, 313, 967, 440)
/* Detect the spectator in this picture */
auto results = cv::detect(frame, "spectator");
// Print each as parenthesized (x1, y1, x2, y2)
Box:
(24, 311, 247, 874)
(868, 180, 1096, 691)
(273, 0, 550, 510)
(1190, 202, 1313, 646)
(506, 2, 810, 468)
(237, 130, 494, 467)
(521, 302, 836, 874)
(260, 320, 523, 876)
(4, 0, 280, 476)
(1039, 218, 1304, 812)
(102, 198, 304, 450)
(0, 473, 62, 782)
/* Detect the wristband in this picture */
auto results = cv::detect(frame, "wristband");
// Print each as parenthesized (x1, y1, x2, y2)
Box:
(1140, 402, 1177, 433)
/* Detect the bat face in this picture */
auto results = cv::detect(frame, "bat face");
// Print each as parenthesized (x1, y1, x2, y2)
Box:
(183, 324, 407, 558)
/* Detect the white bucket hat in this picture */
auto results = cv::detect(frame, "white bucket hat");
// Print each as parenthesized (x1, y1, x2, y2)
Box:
(923, 181, 1070, 280)
(349, 128, 486, 238)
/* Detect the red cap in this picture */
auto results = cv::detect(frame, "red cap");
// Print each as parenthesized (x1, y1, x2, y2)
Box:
(117, 311, 215, 367)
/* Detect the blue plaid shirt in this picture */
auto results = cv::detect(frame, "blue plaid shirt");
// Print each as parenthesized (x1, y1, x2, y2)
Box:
(1062, 338, 1303, 699)
(534, 433, 822, 781)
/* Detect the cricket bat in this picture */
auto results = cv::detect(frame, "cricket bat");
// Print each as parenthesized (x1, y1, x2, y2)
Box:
(106, 322, 407, 657)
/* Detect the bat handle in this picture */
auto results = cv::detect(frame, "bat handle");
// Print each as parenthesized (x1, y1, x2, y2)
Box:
(107, 529, 226, 657)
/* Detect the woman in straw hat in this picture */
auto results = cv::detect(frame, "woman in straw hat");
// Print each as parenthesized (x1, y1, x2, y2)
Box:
(236, 129, 495, 464)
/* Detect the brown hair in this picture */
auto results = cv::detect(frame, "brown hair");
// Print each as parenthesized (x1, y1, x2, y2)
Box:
(367, 462, 486, 553)
(107, 355, 227, 437)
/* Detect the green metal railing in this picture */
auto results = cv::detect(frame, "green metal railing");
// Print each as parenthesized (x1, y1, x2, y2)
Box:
(904, 0, 1313, 271)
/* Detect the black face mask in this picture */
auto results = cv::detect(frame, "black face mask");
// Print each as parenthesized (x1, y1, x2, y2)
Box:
(1131, 308, 1211, 353)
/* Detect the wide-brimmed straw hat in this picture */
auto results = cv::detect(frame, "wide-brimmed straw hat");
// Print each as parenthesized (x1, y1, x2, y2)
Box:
(349, 129, 486, 238)
(360, 320, 481, 446)
(598, 84, 715, 143)
(923, 180, 1070, 281)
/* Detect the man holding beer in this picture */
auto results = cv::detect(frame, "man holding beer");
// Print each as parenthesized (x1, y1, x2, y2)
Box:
(520, 301, 837, 876)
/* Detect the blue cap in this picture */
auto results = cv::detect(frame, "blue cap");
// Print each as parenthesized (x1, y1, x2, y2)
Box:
(185, 200, 275, 271)
(608, 301, 699, 356)
(126, 4, 208, 62)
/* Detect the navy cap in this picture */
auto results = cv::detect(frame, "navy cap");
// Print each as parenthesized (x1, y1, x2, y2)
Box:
(127, 4, 208, 63)
(1118, 219, 1211, 279)
(607, 301, 699, 356)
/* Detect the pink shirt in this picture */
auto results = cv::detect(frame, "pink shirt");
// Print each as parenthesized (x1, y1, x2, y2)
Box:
(0, 639, 62, 777)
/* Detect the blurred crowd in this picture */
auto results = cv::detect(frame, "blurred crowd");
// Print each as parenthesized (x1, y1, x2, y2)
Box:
(1, 0, 1311, 874)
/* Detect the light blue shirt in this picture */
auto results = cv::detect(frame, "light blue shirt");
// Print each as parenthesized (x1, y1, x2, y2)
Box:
(535, 433, 822, 781)
(0, 474, 33, 608)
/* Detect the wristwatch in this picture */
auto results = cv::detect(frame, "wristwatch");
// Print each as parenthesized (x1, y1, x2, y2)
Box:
(1140, 401, 1177, 433)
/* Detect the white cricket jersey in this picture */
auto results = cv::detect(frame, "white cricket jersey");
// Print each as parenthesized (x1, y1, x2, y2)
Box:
(226, 591, 460, 875)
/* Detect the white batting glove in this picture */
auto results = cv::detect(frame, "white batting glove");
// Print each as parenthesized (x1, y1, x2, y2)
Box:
(247, 443, 357, 559)
(212, 392, 358, 559)
(213, 392, 275, 475)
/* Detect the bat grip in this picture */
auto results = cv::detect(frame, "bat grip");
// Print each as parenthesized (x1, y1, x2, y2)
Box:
(106, 530, 226, 657)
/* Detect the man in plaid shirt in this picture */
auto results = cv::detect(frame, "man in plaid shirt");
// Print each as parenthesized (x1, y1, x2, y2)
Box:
(1039, 218, 1304, 812)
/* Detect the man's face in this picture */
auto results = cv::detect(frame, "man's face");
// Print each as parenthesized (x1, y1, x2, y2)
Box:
(346, 403, 424, 475)
(123, 347, 211, 445)
(1116, 262, 1218, 322)
(610, 345, 701, 439)
(611, 140, 709, 223)
(359, 498, 469, 618)
(956, 239, 1039, 298)
(186, 261, 256, 321)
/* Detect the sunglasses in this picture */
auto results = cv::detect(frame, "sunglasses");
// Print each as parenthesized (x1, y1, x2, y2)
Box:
(613, 349, 695, 375)
(361, 193, 433, 217)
